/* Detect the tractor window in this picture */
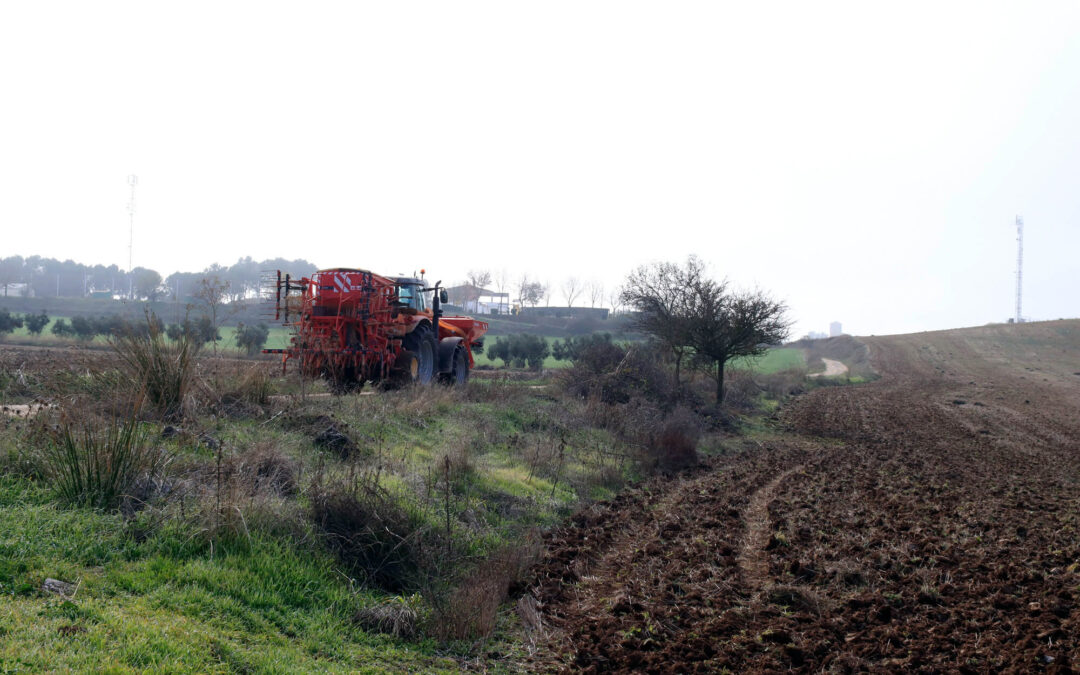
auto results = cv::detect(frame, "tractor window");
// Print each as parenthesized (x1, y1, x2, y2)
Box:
(396, 284, 426, 311)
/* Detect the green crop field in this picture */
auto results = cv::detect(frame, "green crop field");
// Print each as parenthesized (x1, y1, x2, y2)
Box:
(0, 316, 293, 358)
(729, 347, 806, 374)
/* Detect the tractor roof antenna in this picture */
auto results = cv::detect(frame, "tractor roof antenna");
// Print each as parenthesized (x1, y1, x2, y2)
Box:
(127, 174, 138, 298)
(1015, 215, 1024, 323)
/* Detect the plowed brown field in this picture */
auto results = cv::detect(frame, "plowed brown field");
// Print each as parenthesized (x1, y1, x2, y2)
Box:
(527, 320, 1080, 673)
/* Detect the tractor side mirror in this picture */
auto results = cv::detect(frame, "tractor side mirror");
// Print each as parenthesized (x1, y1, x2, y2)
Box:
(439, 289, 449, 304)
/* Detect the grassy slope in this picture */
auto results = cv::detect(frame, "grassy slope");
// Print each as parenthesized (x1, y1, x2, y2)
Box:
(0, 380, 625, 673)
(0, 477, 453, 673)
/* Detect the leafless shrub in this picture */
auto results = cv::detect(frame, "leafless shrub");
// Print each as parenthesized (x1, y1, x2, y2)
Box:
(166, 440, 309, 545)
(723, 368, 761, 410)
(647, 405, 702, 472)
(221, 365, 273, 406)
(559, 342, 676, 406)
(425, 537, 542, 641)
(223, 442, 298, 497)
(757, 368, 807, 399)
(310, 472, 426, 592)
(441, 436, 474, 484)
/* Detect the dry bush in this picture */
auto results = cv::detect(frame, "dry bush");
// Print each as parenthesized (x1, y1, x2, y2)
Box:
(757, 367, 807, 399)
(440, 436, 474, 484)
(582, 396, 700, 474)
(216, 365, 273, 409)
(222, 442, 298, 497)
(425, 537, 542, 641)
(647, 405, 702, 472)
(157, 439, 309, 545)
(722, 368, 761, 410)
(310, 472, 426, 592)
(559, 341, 676, 406)
(112, 314, 198, 420)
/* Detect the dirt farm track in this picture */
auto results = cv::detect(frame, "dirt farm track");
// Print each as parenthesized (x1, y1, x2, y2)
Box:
(527, 320, 1080, 673)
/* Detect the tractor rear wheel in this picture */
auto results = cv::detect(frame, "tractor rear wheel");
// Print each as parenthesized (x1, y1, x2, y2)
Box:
(403, 326, 437, 385)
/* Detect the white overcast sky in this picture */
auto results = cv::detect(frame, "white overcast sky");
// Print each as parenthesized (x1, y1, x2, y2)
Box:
(2, 1, 1078, 337)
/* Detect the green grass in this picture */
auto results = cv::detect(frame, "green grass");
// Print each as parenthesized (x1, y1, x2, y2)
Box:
(729, 347, 805, 374)
(0, 463, 471, 672)
(0, 378, 627, 672)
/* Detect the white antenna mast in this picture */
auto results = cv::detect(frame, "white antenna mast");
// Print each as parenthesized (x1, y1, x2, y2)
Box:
(1015, 215, 1023, 323)
(127, 174, 138, 298)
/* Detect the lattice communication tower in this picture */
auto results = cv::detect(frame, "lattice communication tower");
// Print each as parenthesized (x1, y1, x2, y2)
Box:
(1015, 215, 1023, 323)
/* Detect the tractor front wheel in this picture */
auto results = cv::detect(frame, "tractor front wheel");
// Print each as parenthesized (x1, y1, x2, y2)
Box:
(439, 346, 469, 386)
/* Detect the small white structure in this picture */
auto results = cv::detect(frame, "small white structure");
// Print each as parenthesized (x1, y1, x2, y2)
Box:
(0, 282, 33, 298)
(829, 321, 842, 337)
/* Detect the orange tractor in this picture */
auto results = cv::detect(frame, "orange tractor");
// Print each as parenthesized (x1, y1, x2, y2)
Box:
(264, 268, 488, 392)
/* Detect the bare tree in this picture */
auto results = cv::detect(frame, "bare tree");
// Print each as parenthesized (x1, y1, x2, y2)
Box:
(686, 282, 790, 404)
(608, 288, 624, 315)
(193, 275, 239, 355)
(515, 273, 531, 311)
(0, 257, 23, 297)
(620, 258, 704, 389)
(494, 268, 510, 314)
(562, 277, 583, 308)
(588, 280, 604, 308)
(542, 281, 553, 307)
(622, 256, 790, 403)
(465, 269, 492, 312)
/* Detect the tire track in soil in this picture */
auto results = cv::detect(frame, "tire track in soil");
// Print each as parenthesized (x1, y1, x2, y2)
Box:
(523, 443, 811, 673)
(521, 320, 1080, 673)
(737, 466, 802, 592)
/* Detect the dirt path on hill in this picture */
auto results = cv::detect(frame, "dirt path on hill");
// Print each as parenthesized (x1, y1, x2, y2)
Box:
(523, 320, 1080, 673)
(809, 356, 848, 377)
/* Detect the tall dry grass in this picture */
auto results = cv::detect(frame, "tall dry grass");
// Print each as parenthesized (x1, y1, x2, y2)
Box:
(112, 311, 198, 420)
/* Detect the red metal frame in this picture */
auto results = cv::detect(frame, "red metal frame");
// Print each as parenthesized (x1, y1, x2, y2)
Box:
(266, 268, 488, 385)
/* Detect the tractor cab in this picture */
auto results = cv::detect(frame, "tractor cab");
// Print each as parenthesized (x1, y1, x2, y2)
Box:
(392, 277, 429, 314)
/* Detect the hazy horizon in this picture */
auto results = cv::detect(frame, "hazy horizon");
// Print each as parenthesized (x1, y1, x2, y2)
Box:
(3, 2, 1078, 338)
